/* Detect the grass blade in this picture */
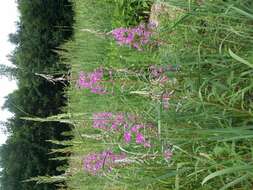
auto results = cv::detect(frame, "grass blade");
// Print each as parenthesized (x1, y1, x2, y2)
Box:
(232, 6, 253, 20)
(202, 165, 253, 185)
(220, 174, 251, 190)
(229, 49, 253, 68)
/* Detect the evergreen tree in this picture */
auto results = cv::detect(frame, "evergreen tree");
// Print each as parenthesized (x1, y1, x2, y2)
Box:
(0, 1, 74, 189)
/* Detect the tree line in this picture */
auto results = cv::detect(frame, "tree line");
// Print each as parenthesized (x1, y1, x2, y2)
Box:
(0, 1, 74, 189)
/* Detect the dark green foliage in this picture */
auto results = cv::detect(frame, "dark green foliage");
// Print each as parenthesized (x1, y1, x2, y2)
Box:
(0, 64, 17, 80)
(113, 0, 152, 27)
(0, 0, 73, 190)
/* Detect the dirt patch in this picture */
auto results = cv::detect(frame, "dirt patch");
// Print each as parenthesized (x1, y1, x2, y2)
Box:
(149, 2, 184, 27)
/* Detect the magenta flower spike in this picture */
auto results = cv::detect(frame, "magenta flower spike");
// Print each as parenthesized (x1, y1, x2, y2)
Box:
(144, 141, 151, 148)
(77, 68, 107, 94)
(124, 131, 131, 143)
(111, 23, 153, 50)
(92, 112, 152, 148)
(136, 132, 145, 144)
(92, 112, 113, 130)
(83, 150, 127, 175)
(164, 149, 173, 160)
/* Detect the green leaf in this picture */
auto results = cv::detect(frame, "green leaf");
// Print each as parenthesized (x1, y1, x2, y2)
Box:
(202, 165, 253, 185)
(232, 7, 253, 20)
(220, 174, 250, 190)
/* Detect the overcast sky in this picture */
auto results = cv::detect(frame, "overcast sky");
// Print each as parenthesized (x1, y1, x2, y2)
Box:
(0, 0, 19, 144)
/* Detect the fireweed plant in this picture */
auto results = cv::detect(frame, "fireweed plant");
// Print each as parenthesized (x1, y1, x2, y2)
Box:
(77, 68, 115, 94)
(76, 65, 175, 176)
(92, 112, 152, 148)
(83, 150, 127, 175)
(149, 65, 173, 84)
(111, 23, 155, 50)
(77, 68, 107, 94)
(74, 7, 175, 180)
(81, 112, 173, 176)
(76, 66, 175, 160)
(56, 0, 253, 189)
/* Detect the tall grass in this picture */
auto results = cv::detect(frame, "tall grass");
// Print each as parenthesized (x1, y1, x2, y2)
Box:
(31, 0, 253, 189)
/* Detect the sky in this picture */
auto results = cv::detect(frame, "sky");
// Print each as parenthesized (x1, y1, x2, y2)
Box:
(0, 0, 19, 145)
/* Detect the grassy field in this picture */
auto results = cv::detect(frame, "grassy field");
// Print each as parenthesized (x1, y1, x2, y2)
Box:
(44, 0, 253, 189)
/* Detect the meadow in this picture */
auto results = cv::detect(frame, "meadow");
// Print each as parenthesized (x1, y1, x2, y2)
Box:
(35, 0, 253, 189)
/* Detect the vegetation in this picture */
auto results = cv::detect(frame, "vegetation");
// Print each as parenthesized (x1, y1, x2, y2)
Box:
(60, 0, 253, 189)
(1, 0, 253, 190)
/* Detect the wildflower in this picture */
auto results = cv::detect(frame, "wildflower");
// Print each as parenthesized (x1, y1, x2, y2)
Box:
(92, 112, 127, 132)
(164, 149, 173, 160)
(77, 68, 106, 94)
(111, 23, 153, 50)
(149, 65, 165, 78)
(92, 112, 113, 130)
(113, 113, 125, 126)
(131, 126, 138, 132)
(136, 132, 145, 144)
(144, 141, 151, 148)
(131, 124, 144, 132)
(90, 84, 106, 94)
(111, 27, 130, 45)
(83, 150, 126, 175)
(148, 21, 157, 29)
(162, 92, 171, 109)
(124, 131, 131, 143)
(92, 112, 152, 148)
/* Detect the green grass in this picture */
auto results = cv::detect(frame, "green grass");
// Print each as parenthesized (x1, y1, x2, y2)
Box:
(43, 0, 253, 189)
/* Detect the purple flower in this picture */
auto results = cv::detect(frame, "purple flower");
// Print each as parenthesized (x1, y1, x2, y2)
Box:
(112, 28, 130, 45)
(162, 93, 171, 109)
(144, 141, 151, 148)
(77, 68, 106, 94)
(92, 112, 152, 148)
(124, 131, 131, 143)
(92, 112, 113, 130)
(131, 126, 138, 132)
(111, 23, 153, 51)
(164, 149, 173, 160)
(111, 123, 117, 130)
(125, 31, 134, 44)
(149, 65, 173, 85)
(136, 132, 145, 144)
(114, 113, 125, 125)
(148, 21, 157, 29)
(131, 124, 144, 132)
(149, 65, 165, 78)
(92, 112, 127, 131)
(83, 150, 126, 175)
(91, 84, 106, 94)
